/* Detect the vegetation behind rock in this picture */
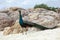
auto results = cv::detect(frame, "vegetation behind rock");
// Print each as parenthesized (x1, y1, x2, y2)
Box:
(34, 4, 58, 12)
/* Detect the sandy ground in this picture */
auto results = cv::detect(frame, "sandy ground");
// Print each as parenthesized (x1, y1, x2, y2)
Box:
(0, 28, 60, 40)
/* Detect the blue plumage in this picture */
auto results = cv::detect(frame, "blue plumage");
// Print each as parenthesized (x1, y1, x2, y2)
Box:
(19, 11, 32, 27)
(19, 11, 24, 26)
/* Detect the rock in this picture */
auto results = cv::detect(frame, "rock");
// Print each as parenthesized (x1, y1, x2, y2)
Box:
(35, 8, 48, 13)
(0, 8, 9, 13)
(3, 27, 13, 35)
(38, 16, 57, 28)
(0, 7, 25, 31)
(56, 8, 60, 13)
(7, 7, 25, 22)
(23, 9, 60, 28)
(8, 7, 25, 11)
(3, 20, 23, 35)
(21, 10, 28, 17)
(8, 11, 19, 22)
(27, 27, 41, 32)
(56, 23, 60, 28)
(0, 13, 12, 31)
(27, 8, 35, 13)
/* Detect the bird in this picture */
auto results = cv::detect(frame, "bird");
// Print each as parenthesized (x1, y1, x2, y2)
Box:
(19, 11, 32, 28)
(19, 10, 57, 30)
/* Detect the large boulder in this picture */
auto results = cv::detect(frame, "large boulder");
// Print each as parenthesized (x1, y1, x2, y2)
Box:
(23, 9, 60, 28)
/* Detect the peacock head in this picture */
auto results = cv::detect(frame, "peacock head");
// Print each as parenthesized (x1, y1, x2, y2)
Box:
(19, 10, 21, 15)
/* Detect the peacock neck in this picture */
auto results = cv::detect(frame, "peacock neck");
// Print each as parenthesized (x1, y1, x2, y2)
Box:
(19, 11, 24, 25)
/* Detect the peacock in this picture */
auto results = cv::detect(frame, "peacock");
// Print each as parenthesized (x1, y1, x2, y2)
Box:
(19, 11, 57, 30)
(19, 11, 33, 28)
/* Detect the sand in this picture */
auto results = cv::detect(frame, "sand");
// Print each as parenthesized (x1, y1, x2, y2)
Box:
(0, 28, 60, 40)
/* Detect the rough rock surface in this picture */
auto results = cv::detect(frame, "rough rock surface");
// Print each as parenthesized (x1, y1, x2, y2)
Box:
(0, 13, 12, 31)
(8, 11, 19, 22)
(23, 8, 60, 28)
(3, 20, 23, 35)
(0, 7, 24, 31)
